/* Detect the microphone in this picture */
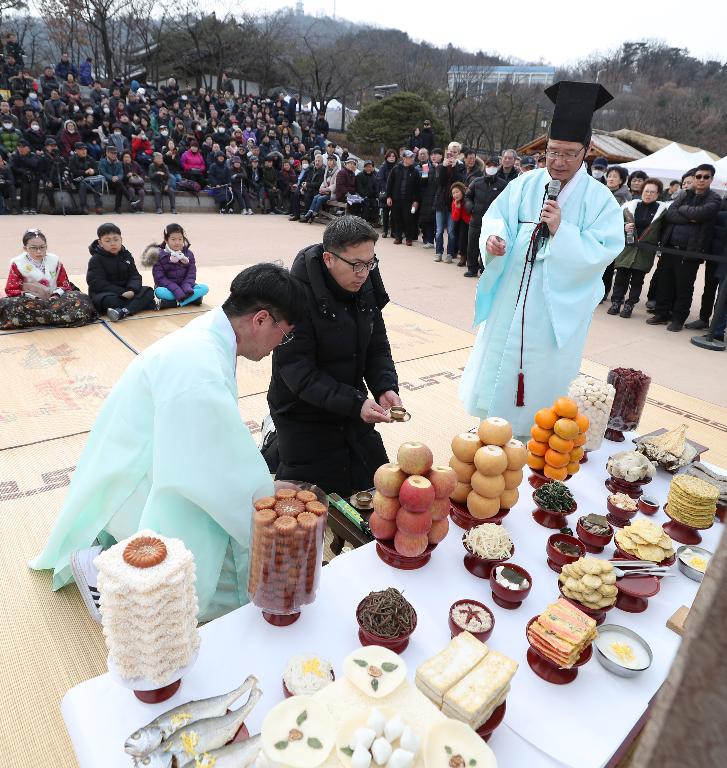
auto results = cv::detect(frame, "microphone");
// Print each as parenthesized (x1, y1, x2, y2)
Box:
(538, 179, 561, 247)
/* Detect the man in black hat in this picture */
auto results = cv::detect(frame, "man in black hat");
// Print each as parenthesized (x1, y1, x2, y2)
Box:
(460, 81, 625, 438)
(99, 144, 138, 213)
(386, 150, 420, 245)
(39, 137, 74, 213)
(9, 139, 39, 213)
(0, 152, 17, 214)
(70, 142, 104, 214)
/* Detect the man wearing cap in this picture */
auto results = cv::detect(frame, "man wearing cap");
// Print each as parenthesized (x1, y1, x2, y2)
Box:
(39, 137, 74, 213)
(355, 159, 380, 225)
(386, 150, 420, 246)
(9, 140, 39, 213)
(69, 142, 104, 214)
(460, 81, 624, 437)
(100, 144, 138, 213)
(590, 156, 608, 183)
(520, 156, 536, 173)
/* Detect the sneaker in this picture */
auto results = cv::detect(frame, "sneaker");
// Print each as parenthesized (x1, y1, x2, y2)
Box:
(607, 301, 621, 315)
(667, 320, 684, 332)
(684, 319, 709, 330)
(171, 208, 177, 214)
(247, 209, 254, 215)
(444, 254, 453, 264)
(156, 207, 163, 214)
(423, 243, 434, 249)
(106, 307, 129, 322)
(645, 300, 657, 312)
(30, 209, 37, 215)
(620, 303, 634, 318)
(433, 253, 442, 262)
(22, 208, 29, 214)
(70, 545, 103, 624)
(463, 271, 478, 278)
(382, 232, 388, 238)
(646, 315, 669, 325)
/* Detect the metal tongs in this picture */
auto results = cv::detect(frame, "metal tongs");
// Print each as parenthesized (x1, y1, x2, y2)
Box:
(608, 559, 675, 579)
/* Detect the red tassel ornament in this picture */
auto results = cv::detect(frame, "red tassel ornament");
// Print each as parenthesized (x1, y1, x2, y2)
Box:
(516, 371, 525, 407)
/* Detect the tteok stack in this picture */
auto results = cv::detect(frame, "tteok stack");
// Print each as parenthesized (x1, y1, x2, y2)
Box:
(95, 530, 200, 686)
(527, 598, 596, 668)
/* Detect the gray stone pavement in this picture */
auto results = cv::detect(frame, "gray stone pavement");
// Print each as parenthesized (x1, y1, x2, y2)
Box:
(1, 212, 723, 405)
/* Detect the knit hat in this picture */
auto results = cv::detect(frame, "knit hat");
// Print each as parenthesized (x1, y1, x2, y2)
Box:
(592, 156, 609, 169)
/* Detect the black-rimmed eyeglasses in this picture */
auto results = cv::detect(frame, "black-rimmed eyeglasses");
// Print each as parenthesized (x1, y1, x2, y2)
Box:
(329, 251, 379, 275)
(271, 316, 295, 345)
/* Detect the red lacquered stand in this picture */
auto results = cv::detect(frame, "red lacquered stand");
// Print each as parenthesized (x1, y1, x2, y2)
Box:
(263, 611, 300, 626)
(463, 543, 515, 579)
(605, 427, 626, 442)
(450, 500, 510, 529)
(528, 469, 572, 490)
(489, 563, 532, 609)
(476, 701, 506, 742)
(134, 678, 181, 704)
(532, 493, 577, 530)
(605, 474, 652, 500)
(526, 617, 592, 684)
(606, 497, 638, 529)
(662, 504, 712, 545)
(613, 544, 676, 571)
(576, 518, 614, 554)
(357, 598, 417, 653)
(375, 539, 436, 569)
(616, 576, 660, 614)
(558, 584, 613, 626)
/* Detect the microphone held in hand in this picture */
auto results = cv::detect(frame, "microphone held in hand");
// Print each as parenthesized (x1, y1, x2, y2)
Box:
(538, 179, 562, 248)
(546, 178, 562, 200)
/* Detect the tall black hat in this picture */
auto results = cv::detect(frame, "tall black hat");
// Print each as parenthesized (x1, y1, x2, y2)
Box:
(544, 81, 613, 144)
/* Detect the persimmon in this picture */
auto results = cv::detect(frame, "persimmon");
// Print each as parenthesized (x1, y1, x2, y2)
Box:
(527, 453, 546, 470)
(553, 418, 579, 440)
(569, 446, 585, 463)
(572, 433, 587, 447)
(553, 397, 578, 419)
(531, 424, 554, 443)
(543, 464, 568, 481)
(527, 439, 548, 457)
(548, 434, 574, 453)
(566, 461, 581, 475)
(534, 407, 558, 430)
(545, 448, 570, 468)
(575, 413, 590, 434)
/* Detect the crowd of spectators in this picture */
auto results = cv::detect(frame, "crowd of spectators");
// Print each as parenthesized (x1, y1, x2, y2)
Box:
(0, 39, 725, 342)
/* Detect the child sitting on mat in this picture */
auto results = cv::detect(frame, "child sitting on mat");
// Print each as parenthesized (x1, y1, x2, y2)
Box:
(147, 223, 209, 309)
(86, 222, 155, 322)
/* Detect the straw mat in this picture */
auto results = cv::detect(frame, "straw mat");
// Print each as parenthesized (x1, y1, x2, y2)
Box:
(0, 433, 106, 768)
(0, 324, 135, 449)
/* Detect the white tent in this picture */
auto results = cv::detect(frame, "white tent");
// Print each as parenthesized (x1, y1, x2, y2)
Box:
(712, 156, 727, 192)
(621, 142, 716, 181)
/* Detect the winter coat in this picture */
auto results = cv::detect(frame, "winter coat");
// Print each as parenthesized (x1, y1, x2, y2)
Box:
(99, 157, 123, 182)
(207, 160, 232, 187)
(54, 60, 77, 80)
(610, 184, 632, 206)
(464, 158, 484, 186)
(419, 127, 436, 152)
(24, 127, 46, 153)
(0, 127, 23, 154)
(661, 188, 722, 259)
(152, 246, 197, 300)
(614, 199, 668, 272)
(86, 241, 143, 305)
(57, 126, 79, 157)
(10, 150, 39, 180)
(69, 153, 99, 181)
(464, 174, 508, 222)
(416, 160, 437, 222)
(334, 166, 356, 202)
(376, 159, 397, 194)
(148, 162, 170, 187)
(437, 161, 466, 211)
(131, 135, 153, 162)
(496, 166, 520, 186)
(386, 163, 421, 204)
(180, 149, 206, 173)
(79, 61, 93, 86)
(355, 170, 379, 201)
(305, 165, 325, 195)
(267, 243, 397, 497)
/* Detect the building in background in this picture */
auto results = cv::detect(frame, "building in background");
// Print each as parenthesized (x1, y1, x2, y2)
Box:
(448, 65, 557, 95)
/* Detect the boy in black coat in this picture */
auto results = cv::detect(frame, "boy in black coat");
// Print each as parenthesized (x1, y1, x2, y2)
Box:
(86, 222, 155, 321)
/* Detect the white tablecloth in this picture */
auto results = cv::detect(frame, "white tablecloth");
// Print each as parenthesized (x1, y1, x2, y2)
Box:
(61, 436, 724, 768)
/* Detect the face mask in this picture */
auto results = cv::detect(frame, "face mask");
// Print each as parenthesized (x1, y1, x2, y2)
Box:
(485, 167, 498, 176)
(302, 163, 309, 170)
(114, 130, 121, 135)
(217, 127, 225, 133)
(103, 107, 110, 114)
(161, 129, 168, 135)
(2, 122, 11, 130)
(591, 169, 605, 179)
(31, 124, 39, 131)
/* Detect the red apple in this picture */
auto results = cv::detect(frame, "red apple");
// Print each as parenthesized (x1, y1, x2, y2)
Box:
(373, 462, 407, 497)
(398, 475, 436, 512)
(428, 517, 449, 544)
(369, 512, 397, 541)
(394, 530, 428, 557)
(373, 491, 400, 521)
(397, 441, 434, 476)
(427, 465, 458, 499)
(430, 496, 450, 521)
(396, 506, 433, 536)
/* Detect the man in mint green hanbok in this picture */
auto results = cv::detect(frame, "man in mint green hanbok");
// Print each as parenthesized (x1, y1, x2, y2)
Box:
(460, 82, 625, 437)
(30, 264, 304, 622)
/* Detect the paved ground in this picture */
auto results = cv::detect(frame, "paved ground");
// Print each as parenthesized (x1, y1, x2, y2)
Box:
(0, 211, 723, 404)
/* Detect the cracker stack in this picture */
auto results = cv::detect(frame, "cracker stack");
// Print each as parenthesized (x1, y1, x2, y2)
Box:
(527, 598, 597, 669)
(442, 650, 518, 729)
(415, 631, 489, 707)
(667, 474, 719, 529)
(559, 557, 618, 610)
(615, 518, 675, 562)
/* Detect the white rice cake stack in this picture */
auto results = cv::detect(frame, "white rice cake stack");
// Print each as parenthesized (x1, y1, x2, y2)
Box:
(95, 529, 200, 685)
(441, 649, 518, 729)
(415, 631, 488, 707)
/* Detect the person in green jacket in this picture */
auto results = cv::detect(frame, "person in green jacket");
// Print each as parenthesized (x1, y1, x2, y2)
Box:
(609, 178, 669, 318)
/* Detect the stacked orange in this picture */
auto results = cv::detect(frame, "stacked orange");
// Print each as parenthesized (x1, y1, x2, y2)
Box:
(526, 397, 589, 481)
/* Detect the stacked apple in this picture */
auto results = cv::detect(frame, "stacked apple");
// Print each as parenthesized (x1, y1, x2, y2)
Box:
(448, 417, 528, 520)
(370, 441, 457, 557)
(526, 397, 589, 481)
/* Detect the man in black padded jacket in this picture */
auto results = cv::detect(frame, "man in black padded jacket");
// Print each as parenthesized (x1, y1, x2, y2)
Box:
(267, 216, 403, 498)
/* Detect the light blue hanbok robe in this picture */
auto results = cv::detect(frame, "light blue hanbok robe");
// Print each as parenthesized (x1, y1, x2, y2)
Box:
(460, 165, 624, 437)
(30, 307, 273, 622)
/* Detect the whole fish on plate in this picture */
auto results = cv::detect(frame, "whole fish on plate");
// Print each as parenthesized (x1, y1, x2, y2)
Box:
(137, 686, 262, 768)
(178, 733, 261, 768)
(125, 675, 258, 757)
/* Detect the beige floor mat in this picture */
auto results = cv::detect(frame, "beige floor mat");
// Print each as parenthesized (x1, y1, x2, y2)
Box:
(0, 324, 135, 449)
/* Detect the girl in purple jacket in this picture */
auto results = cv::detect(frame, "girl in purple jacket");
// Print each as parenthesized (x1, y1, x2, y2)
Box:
(151, 223, 209, 308)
